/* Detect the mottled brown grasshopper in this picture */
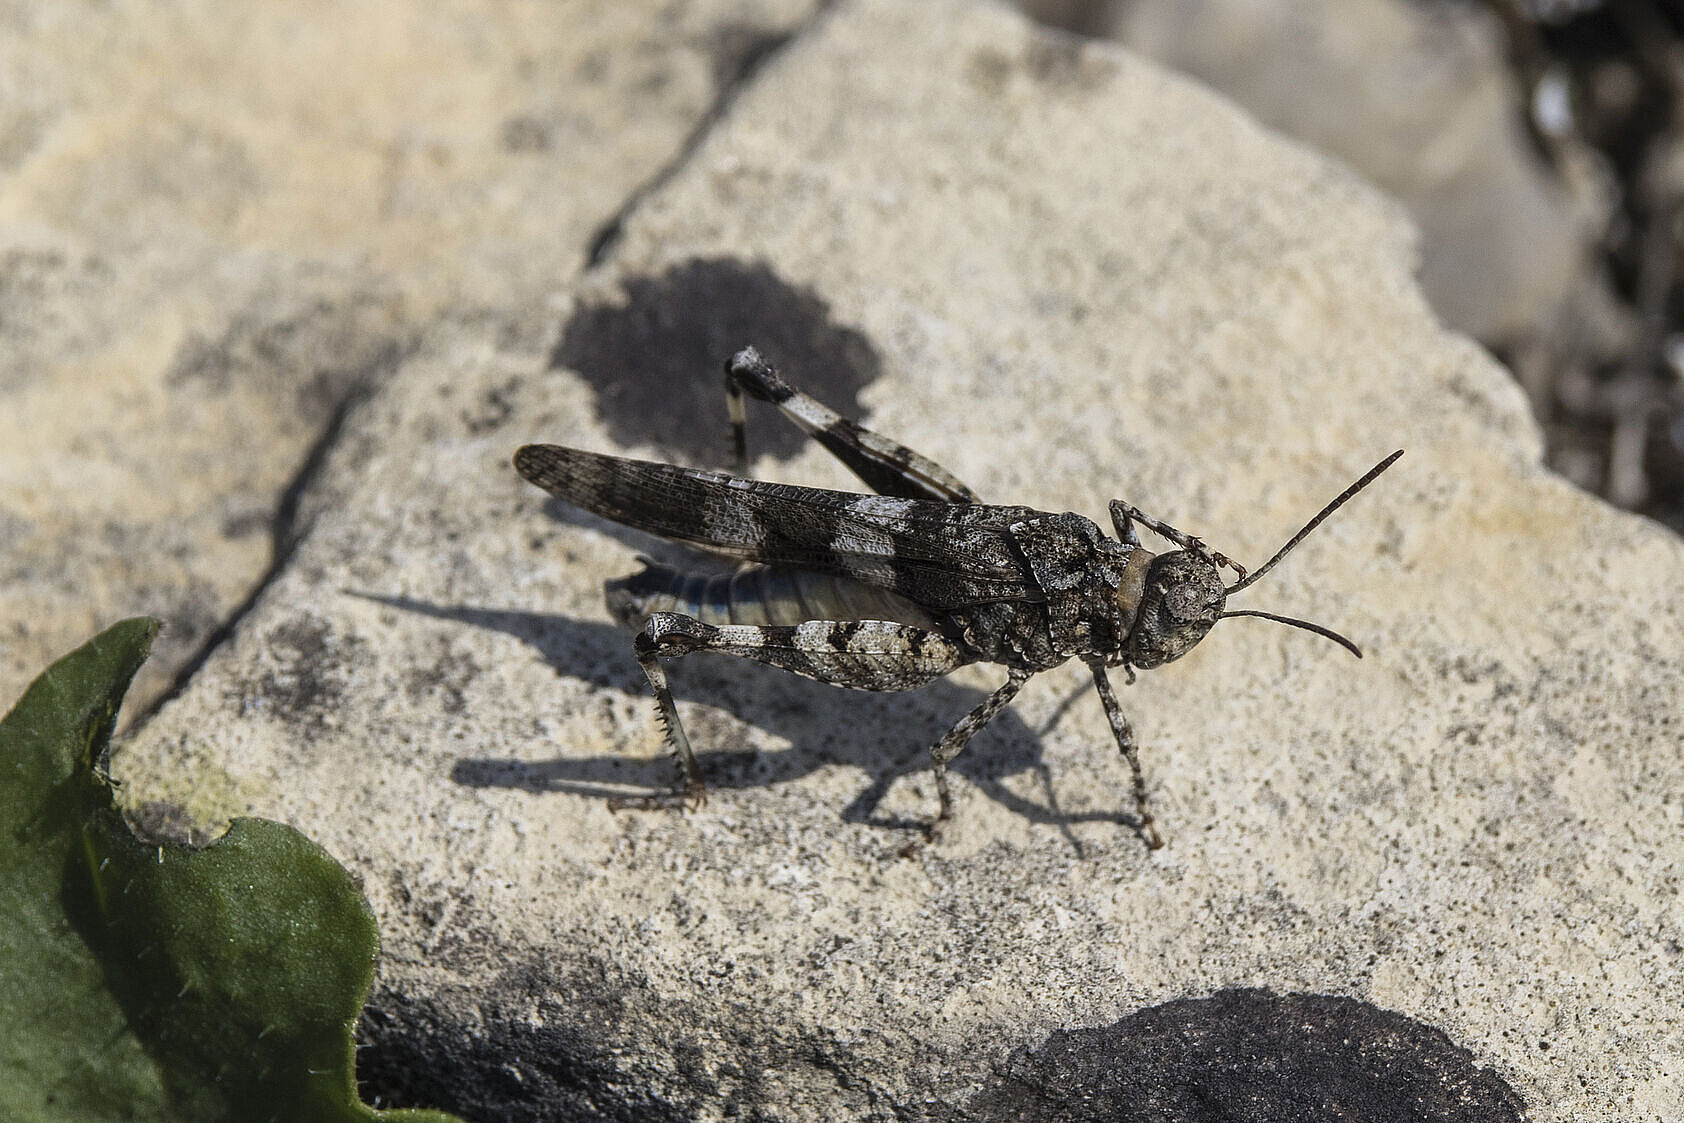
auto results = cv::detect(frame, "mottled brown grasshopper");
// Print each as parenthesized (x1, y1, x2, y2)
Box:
(515, 347, 1400, 847)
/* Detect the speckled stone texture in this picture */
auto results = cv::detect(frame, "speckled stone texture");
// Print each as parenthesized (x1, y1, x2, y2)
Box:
(77, 0, 1684, 1119)
(0, 0, 818, 721)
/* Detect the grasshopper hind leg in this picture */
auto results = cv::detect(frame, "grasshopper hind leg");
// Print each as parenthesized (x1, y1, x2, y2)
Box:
(608, 620, 710, 812)
(725, 347, 979, 504)
(615, 612, 971, 816)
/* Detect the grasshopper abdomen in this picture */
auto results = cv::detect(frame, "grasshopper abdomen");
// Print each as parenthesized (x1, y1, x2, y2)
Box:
(606, 561, 940, 631)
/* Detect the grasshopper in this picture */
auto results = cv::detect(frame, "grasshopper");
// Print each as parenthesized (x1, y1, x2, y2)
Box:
(515, 347, 1400, 847)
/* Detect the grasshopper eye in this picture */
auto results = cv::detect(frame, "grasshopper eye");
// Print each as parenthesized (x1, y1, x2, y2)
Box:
(1123, 551, 1226, 668)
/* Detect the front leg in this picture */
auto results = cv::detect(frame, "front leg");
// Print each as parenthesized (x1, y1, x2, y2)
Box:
(1109, 499, 1245, 582)
(1083, 655, 1165, 849)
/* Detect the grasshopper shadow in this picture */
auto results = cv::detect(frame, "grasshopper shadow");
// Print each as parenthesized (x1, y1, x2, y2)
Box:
(354, 593, 1136, 836)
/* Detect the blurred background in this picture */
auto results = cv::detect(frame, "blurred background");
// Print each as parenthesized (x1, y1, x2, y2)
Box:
(1022, 0, 1684, 534)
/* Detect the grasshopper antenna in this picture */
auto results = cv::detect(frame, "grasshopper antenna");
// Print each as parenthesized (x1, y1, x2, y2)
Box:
(1219, 610, 1363, 658)
(1216, 450, 1403, 658)
(1225, 450, 1403, 596)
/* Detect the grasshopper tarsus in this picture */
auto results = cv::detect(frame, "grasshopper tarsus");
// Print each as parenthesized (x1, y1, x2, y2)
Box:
(1140, 818, 1166, 851)
(1210, 552, 1245, 582)
(515, 349, 1399, 847)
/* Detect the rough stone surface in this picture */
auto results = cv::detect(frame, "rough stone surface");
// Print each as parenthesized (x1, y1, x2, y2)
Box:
(1101, 0, 1603, 349)
(108, 1, 1680, 1120)
(0, 0, 819, 719)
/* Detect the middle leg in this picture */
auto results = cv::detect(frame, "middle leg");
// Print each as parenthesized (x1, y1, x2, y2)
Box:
(927, 668, 1032, 829)
(1083, 654, 1165, 849)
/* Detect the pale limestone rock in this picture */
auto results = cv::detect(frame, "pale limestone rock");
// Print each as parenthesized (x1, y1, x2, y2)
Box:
(114, 1, 1679, 1118)
(0, 0, 818, 718)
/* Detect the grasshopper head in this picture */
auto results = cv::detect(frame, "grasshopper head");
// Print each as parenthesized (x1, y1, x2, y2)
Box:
(1123, 550, 1226, 668)
(1116, 451, 1405, 671)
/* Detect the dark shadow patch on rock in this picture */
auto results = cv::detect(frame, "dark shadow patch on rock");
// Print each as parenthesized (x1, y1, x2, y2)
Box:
(403, 635, 482, 716)
(356, 934, 947, 1122)
(965, 988, 1528, 1123)
(163, 293, 405, 427)
(552, 258, 881, 465)
(236, 616, 369, 734)
(357, 950, 694, 1123)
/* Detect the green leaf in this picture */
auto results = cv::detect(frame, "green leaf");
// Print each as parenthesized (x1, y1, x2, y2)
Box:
(0, 618, 461, 1123)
